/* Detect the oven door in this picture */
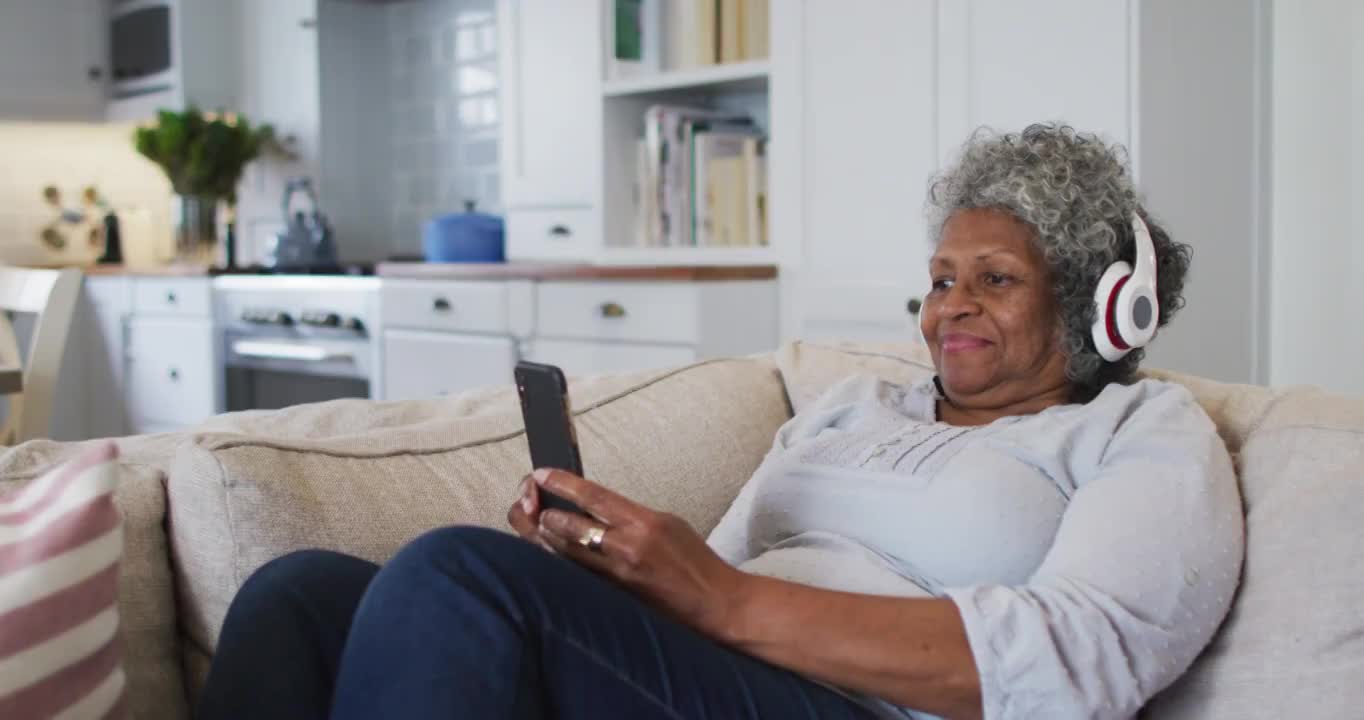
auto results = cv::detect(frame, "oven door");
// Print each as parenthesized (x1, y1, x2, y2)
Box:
(223, 332, 372, 412)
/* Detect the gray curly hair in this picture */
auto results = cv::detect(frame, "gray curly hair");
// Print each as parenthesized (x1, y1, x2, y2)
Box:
(926, 123, 1192, 400)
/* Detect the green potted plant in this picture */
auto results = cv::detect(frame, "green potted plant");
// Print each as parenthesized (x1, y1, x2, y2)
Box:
(133, 108, 276, 261)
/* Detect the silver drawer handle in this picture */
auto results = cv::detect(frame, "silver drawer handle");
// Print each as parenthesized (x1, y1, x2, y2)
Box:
(548, 224, 572, 238)
(232, 340, 354, 364)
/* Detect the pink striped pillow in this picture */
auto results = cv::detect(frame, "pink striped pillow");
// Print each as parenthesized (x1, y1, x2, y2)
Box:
(0, 442, 126, 718)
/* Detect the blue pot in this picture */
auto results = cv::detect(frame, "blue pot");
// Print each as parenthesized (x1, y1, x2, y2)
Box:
(422, 207, 505, 263)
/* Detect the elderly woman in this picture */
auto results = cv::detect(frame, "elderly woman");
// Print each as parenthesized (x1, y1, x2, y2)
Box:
(200, 124, 1243, 720)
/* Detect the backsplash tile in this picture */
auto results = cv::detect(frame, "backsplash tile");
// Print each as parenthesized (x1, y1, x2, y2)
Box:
(386, 0, 500, 249)
(0, 123, 174, 268)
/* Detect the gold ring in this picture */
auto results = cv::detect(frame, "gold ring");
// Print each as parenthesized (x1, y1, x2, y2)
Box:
(577, 526, 606, 552)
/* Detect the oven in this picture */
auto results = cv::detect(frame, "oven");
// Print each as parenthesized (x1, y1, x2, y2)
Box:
(110, 0, 176, 101)
(214, 276, 380, 413)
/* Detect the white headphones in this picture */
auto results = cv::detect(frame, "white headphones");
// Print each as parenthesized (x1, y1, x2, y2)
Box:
(1091, 213, 1159, 362)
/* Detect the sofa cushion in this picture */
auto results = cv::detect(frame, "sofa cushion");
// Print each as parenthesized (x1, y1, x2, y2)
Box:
(166, 357, 790, 670)
(774, 340, 1281, 457)
(0, 449, 186, 720)
(1144, 388, 1364, 718)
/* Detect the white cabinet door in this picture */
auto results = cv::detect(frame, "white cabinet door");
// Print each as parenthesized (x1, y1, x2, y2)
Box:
(234, 0, 322, 264)
(497, 0, 599, 209)
(780, 0, 938, 343)
(936, 0, 1132, 155)
(525, 339, 696, 378)
(382, 330, 518, 401)
(0, 0, 107, 120)
(125, 318, 217, 429)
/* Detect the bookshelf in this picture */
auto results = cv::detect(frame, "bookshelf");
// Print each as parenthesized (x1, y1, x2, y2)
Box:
(597, 0, 774, 267)
(602, 60, 770, 98)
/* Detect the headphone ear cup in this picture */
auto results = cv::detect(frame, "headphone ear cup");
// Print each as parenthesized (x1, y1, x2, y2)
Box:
(1091, 262, 1133, 362)
(1114, 281, 1159, 348)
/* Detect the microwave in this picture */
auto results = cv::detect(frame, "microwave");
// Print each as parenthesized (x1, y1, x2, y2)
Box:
(110, 0, 175, 100)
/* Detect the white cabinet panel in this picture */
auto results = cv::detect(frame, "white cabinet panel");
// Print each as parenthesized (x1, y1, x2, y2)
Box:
(0, 0, 107, 121)
(497, 0, 600, 209)
(133, 278, 214, 318)
(505, 206, 600, 262)
(536, 282, 702, 345)
(939, 0, 1132, 153)
(126, 317, 217, 427)
(382, 281, 514, 335)
(787, 0, 937, 342)
(526, 339, 695, 378)
(382, 329, 518, 401)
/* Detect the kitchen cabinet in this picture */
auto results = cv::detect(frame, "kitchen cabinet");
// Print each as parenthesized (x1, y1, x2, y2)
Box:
(61, 276, 218, 439)
(382, 330, 519, 402)
(125, 316, 217, 432)
(775, 0, 937, 343)
(771, 0, 1266, 383)
(377, 275, 779, 401)
(497, 0, 600, 212)
(0, 0, 107, 121)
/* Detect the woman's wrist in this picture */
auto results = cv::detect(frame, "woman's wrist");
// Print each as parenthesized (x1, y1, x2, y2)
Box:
(710, 568, 763, 648)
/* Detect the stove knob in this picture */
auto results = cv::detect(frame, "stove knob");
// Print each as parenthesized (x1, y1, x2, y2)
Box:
(300, 311, 341, 327)
(269, 311, 294, 326)
(344, 317, 366, 333)
(241, 309, 263, 324)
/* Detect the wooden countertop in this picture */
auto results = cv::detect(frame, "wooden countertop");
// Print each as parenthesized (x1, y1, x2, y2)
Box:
(377, 262, 778, 281)
(77, 264, 214, 277)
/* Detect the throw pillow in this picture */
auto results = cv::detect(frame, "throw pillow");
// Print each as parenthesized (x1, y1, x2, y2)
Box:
(0, 441, 125, 717)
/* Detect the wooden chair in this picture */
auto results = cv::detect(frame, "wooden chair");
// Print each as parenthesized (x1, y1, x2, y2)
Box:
(0, 266, 82, 444)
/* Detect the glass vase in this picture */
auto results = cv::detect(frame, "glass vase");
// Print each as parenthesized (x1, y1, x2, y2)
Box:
(172, 194, 221, 263)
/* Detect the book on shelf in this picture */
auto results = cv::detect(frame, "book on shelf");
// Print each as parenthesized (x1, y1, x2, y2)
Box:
(608, 0, 662, 80)
(659, 0, 769, 71)
(635, 104, 767, 250)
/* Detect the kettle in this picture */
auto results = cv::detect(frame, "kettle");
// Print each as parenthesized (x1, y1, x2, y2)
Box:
(264, 178, 337, 269)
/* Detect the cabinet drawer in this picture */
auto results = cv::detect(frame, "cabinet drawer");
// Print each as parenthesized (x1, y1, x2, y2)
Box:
(382, 329, 518, 401)
(535, 282, 700, 345)
(381, 281, 514, 334)
(133, 278, 213, 317)
(126, 318, 216, 426)
(526, 339, 695, 378)
(506, 207, 598, 261)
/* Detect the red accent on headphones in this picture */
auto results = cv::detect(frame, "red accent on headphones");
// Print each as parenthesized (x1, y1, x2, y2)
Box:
(1105, 274, 1132, 351)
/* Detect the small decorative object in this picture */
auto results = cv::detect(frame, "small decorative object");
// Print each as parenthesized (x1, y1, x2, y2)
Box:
(133, 108, 276, 263)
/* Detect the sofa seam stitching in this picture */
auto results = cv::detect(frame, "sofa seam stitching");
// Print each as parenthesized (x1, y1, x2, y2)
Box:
(195, 357, 767, 461)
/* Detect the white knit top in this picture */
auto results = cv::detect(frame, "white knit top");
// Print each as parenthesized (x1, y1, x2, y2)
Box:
(706, 375, 1244, 719)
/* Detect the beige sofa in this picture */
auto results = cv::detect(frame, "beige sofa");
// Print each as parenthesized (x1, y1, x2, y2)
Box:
(2, 341, 1361, 719)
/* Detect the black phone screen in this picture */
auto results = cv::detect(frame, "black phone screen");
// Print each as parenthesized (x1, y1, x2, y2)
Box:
(514, 361, 588, 516)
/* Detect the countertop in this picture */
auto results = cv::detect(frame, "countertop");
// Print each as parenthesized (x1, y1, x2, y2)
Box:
(376, 262, 778, 282)
(80, 264, 214, 277)
(59, 262, 780, 282)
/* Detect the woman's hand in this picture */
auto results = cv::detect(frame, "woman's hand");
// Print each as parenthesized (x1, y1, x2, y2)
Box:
(507, 467, 748, 639)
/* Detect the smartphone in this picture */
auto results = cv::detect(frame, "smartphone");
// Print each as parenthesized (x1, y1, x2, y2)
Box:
(514, 360, 590, 516)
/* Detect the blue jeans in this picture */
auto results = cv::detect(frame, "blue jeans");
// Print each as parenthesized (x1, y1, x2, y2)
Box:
(197, 526, 880, 719)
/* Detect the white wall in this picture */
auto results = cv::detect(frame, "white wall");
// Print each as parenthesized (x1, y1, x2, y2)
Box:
(1269, 0, 1364, 397)
(1137, 0, 1267, 386)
